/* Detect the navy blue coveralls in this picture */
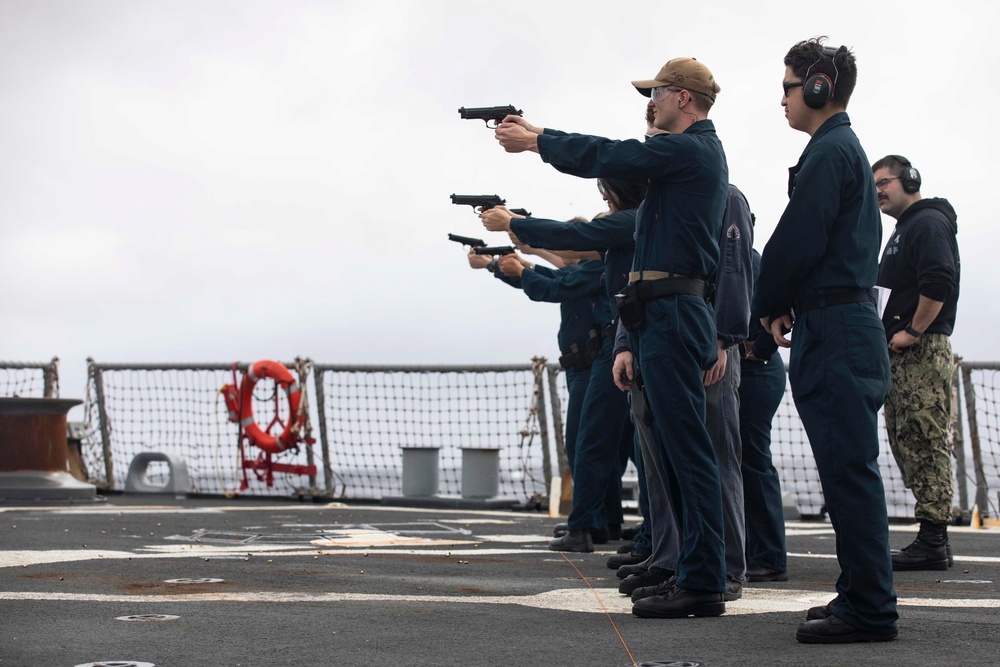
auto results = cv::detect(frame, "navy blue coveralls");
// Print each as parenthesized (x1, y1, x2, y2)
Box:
(740, 249, 787, 575)
(492, 260, 605, 474)
(753, 112, 898, 635)
(510, 209, 646, 548)
(613, 185, 753, 582)
(537, 122, 728, 593)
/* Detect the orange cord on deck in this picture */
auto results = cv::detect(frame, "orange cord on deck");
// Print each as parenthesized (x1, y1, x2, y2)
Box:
(559, 552, 638, 667)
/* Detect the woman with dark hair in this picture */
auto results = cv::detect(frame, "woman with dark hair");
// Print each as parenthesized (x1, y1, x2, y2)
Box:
(598, 177, 646, 212)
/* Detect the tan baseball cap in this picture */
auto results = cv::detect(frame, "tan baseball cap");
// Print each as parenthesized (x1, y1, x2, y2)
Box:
(632, 57, 721, 102)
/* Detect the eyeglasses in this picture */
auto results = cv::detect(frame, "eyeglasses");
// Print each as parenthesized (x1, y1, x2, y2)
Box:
(782, 81, 804, 96)
(875, 177, 900, 190)
(651, 86, 683, 103)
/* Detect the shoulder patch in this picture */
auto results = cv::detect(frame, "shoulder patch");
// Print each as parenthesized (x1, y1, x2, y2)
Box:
(727, 224, 741, 239)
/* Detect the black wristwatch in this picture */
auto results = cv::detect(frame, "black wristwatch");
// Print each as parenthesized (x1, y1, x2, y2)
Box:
(904, 323, 923, 338)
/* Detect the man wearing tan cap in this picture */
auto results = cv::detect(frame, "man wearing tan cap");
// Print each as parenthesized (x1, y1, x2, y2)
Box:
(495, 57, 730, 619)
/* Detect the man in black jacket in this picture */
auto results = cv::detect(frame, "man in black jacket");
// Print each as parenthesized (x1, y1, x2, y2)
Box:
(873, 154, 961, 571)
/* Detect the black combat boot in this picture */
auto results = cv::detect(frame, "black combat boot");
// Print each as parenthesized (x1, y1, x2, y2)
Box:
(892, 520, 949, 571)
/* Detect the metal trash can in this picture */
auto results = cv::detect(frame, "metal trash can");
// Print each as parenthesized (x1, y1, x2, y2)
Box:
(401, 447, 440, 497)
(461, 448, 499, 499)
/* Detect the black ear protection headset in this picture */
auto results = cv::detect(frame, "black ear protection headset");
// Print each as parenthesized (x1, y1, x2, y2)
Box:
(802, 45, 840, 109)
(887, 155, 922, 193)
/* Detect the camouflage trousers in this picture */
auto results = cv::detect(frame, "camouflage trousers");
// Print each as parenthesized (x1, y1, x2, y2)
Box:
(884, 333, 955, 524)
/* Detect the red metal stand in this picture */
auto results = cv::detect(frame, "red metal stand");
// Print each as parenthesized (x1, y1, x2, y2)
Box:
(223, 362, 317, 494)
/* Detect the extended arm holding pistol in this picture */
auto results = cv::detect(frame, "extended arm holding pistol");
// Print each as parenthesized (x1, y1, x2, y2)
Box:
(458, 105, 523, 128)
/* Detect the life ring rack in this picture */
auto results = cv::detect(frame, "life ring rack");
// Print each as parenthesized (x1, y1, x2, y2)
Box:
(221, 360, 303, 454)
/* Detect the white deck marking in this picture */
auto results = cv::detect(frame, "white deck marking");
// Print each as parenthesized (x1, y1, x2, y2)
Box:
(0, 546, 561, 568)
(310, 531, 473, 548)
(788, 551, 1000, 564)
(0, 587, 996, 615)
(2, 550, 140, 567)
(465, 534, 550, 544)
(0, 504, 347, 514)
(5, 538, 1000, 569)
(30, 508, 226, 515)
(5, 513, 999, 617)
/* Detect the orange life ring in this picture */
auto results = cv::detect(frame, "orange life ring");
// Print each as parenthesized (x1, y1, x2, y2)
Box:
(230, 360, 302, 454)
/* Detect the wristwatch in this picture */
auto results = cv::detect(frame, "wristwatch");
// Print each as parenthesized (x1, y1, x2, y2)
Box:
(904, 323, 923, 338)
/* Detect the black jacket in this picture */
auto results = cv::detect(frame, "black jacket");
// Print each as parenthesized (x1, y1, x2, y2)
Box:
(877, 197, 960, 338)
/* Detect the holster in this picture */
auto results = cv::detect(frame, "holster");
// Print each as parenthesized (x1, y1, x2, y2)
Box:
(585, 327, 603, 356)
(559, 327, 603, 371)
(558, 344, 589, 371)
(603, 319, 619, 342)
(615, 286, 645, 332)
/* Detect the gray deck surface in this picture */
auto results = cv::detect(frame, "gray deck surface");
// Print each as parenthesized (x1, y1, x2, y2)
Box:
(1, 495, 997, 667)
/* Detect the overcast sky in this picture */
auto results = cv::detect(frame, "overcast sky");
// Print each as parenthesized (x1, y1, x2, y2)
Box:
(2, 0, 997, 412)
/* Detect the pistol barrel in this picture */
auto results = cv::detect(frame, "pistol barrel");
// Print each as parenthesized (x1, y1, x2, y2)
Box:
(450, 193, 506, 210)
(474, 245, 516, 256)
(448, 233, 486, 248)
(458, 105, 524, 127)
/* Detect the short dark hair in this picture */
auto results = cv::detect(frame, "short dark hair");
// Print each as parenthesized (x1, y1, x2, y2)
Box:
(871, 155, 912, 178)
(598, 178, 647, 211)
(784, 37, 857, 108)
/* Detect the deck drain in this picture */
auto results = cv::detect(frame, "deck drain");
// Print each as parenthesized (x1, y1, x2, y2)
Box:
(74, 662, 155, 667)
(164, 578, 224, 584)
(115, 614, 179, 622)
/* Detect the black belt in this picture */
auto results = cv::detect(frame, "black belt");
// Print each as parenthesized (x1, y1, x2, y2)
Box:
(794, 289, 868, 315)
(631, 277, 712, 301)
(558, 350, 592, 371)
(615, 278, 712, 332)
